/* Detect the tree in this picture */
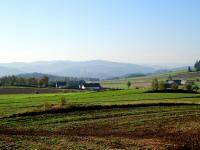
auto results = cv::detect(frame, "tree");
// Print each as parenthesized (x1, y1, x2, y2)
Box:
(168, 75, 173, 80)
(127, 81, 131, 89)
(152, 78, 159, 91)
(27, 78, 38, 87)
(158, 81, 166, 91)
(39, 76, 49, 87)
(16, 77, 26, 86)
(10, 75, 17, 86)
(188, 66, 192, 72)
(194, 60, 200, 71)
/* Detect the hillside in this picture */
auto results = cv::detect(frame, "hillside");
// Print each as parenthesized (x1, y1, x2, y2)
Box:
(17, 72, 99, 82)
(0, 60, 155, 79)
(101, 70, 200, 89)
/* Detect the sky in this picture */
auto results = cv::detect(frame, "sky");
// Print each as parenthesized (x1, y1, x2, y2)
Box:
(0, 0, 199, 66)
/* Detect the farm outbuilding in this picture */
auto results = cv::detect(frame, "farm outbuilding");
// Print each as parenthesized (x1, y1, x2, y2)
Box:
(79, 83, 101, 91)
(165, 79, 191, 89)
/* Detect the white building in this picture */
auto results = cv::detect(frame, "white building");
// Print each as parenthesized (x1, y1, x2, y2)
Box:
(79, 83, 101, 91)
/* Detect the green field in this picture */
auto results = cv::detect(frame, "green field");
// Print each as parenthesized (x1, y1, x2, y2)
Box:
(1, 89, 200, 149)
(1, 89, 200, 117)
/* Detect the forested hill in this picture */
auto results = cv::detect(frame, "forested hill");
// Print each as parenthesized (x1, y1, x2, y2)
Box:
(0, 60, 155, 79)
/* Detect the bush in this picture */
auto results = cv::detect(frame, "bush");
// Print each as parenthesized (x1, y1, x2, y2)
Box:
(60, 97, 67, 107)
(184, 83, 193, 91)
(192, 84, 199, 92)
(158, 81, 166, 91)
(43, 102, 51, 111)
(171, 83, 179, 90)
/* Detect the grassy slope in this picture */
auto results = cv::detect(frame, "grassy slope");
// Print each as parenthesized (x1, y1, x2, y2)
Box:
(1, 89, 200, 117)
(101, 70, 200, 89)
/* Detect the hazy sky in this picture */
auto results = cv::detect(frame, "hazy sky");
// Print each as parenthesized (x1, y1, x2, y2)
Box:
(0, 0, 199, 66)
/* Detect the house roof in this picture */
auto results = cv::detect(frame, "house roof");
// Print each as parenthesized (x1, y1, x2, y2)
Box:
(166, 80, 182, 85)
(56, 82, 66, 86)
(83, 83, 101, 87)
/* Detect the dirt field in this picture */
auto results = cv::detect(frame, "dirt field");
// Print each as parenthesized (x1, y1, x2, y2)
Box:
(0, 87, 80, 94)
(0, 105, 200, 149)
(133, 82, 152, 88)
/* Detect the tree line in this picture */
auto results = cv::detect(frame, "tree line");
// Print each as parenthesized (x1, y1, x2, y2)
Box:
(188, 60, 200, 72)
(0, 75, 49, 87)
(0, 75, 86, 89)
(194, 60, 200, 71)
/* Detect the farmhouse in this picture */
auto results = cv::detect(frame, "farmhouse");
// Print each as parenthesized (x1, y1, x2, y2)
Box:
(166, 80, 182, 85)
(165, 79, 190, 89)
(56, 81, 66, 88)
(79, 83, 101, 91)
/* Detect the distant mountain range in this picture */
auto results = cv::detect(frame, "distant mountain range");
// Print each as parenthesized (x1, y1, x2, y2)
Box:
(0, 60, 156, 79)
(0, 66, 24, 77)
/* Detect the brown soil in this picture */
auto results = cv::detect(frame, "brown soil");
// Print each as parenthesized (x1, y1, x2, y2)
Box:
(1, 114, 200, 149)
(133, 82, 152, 88)
(0, 87, 80, 94)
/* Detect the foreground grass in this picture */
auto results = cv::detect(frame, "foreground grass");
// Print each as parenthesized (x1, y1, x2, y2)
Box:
(0, 105, 200, 149)
(1, 89, 200, 117)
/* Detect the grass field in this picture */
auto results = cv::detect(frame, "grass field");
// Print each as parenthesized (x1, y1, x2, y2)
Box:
(1, 89, 200, 149)
(1, 89, 200, 117)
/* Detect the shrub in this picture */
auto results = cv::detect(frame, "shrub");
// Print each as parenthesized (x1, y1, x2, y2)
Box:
(152, 78, 159, 91)
(158, 81, 166, 91)
(171, 83, 179, 90)
(192, 84, 199, 92)
(43, 102, 51, 111)
(184, 83, 193, 91)
(60, 97, 67, 107)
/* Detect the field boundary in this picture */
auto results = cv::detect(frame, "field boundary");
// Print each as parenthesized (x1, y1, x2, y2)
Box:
(3, 102, 200, 119)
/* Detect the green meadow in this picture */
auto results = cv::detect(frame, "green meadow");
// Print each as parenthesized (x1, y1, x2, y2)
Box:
(0, 89, 200, 117)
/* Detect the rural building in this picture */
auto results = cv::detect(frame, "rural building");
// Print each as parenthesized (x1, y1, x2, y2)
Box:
(166, 80, 182, 85)
(181, 80, 187, 85)
(79, 83, 101, 91)
(165, 79, 191, 89)
(56, 82, 66, 88)
(165, 80, 182, 89)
